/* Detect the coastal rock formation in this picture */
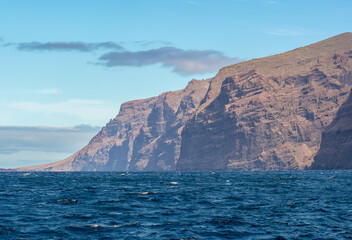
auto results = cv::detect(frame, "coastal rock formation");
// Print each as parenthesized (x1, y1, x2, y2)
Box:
(177, 33, 352, 170)
(310, 89, 352, 169)
(17, 33, 352, 171)
(128, 79, 210, 171)
(18, 79, 209, 171)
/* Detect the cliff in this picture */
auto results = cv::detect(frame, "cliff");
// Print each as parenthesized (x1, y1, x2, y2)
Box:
(17, 33, 352, 171)
(17, 79, 209, 171)
(177, 33, 352, 170)
(310, 89, 352, 169)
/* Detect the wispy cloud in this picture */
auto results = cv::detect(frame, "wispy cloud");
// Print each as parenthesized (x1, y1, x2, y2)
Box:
(10, 99, 117, 123)
(10, 41, 123, 52)
(98, 47, 241, 75)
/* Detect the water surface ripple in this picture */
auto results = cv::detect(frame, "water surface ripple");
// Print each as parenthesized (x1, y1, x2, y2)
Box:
(0, 171, 352, 239)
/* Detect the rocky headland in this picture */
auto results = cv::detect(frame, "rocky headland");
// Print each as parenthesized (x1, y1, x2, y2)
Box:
(17, 33, 352, 171)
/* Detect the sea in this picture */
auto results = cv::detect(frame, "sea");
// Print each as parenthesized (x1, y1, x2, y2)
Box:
(0, 171, 351, 239)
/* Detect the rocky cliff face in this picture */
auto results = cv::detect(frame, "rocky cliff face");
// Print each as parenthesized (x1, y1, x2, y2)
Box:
(18, 79, 209, 171)
(310, 89, 352, 169)
(128, 80, 210, 171)
(17, 33, 352, 171)
(177, 33, 352, 170)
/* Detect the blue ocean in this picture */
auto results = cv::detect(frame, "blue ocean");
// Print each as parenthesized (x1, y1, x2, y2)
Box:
(0, 171, 352, 239)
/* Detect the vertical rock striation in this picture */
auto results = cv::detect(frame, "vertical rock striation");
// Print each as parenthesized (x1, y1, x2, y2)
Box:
(128, 79, 210, 171)
(17, 80, 209, 171)
(311, 89, 352, 169)
(177, 33, 352, 170)
(16, 33, 352, 171)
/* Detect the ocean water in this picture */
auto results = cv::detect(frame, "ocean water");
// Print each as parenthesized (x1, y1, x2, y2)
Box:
(0, 171, 352, 239)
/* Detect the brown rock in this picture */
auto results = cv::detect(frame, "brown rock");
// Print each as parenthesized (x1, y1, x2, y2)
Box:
(310, 89, 352, 169)
(129, 79, 210, 171)
(17, 80, 209, 171)
(177, 33, 352, 170)
(17, 33, 352, 171)
(16, 97, 158, 171)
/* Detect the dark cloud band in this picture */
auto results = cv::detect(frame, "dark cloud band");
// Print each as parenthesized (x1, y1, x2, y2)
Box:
(5, 39, 241, 75)
(15, 41, 123, 52)
(98, 47, 241, 75)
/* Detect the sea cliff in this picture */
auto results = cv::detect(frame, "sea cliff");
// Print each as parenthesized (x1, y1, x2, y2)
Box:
(17, 33, 352, 171)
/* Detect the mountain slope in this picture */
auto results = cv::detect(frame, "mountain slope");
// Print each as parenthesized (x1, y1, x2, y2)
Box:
(17, 33, 352, 171)
(177, 33, 352, 170)
(17, 79, 209, 171)
(128, 79, 210, 171)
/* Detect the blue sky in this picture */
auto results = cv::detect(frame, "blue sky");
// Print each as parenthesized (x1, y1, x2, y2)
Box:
(1, 0, 352, 168)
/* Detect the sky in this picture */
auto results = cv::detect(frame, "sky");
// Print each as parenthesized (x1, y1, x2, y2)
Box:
(1, 0, 352, 168)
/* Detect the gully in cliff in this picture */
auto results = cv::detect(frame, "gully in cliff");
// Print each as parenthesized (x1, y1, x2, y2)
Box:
(17, 33, 352, 172)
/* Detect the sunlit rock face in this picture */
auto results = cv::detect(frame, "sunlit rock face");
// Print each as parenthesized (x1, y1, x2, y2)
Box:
(177, 33, 352, 171)
(17, 79, 210, 171)
(18, 33, 352, 171)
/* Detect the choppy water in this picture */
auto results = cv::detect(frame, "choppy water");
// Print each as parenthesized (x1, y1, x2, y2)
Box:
(0, 171, 352, 239)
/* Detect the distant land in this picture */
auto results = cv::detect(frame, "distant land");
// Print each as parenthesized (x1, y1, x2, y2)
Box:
(16, 33, 352, 171)
(0, 168, 15, 172)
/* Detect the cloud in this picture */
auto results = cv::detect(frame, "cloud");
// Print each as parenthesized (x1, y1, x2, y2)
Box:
(12, 41, 123, 52)
(0, 125, 101, 155)
(5, 40, 172, 52)
(10, 99, 118, 125)
(98, 47, 241, 75)
(5, 39, 240, 75)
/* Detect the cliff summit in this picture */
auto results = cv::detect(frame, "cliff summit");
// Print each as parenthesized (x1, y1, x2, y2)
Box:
(17, 33, 352, 171)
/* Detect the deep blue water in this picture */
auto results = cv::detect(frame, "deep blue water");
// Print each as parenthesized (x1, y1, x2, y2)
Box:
(0, 171, 352, 239)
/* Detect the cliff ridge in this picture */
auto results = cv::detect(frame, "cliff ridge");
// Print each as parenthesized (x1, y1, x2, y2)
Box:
(17, 33, 352, 171)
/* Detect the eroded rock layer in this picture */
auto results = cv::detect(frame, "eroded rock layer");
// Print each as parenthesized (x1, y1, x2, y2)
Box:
(177, 33, 352, 170)
(17, 33, 352, 171)
(18, 80, 209, 171)
(311, 89, 352, 169)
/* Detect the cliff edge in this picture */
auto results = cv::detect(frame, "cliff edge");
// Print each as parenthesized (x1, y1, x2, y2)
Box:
(177, 33, 352, 170)
(16, 33, 352, 171)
